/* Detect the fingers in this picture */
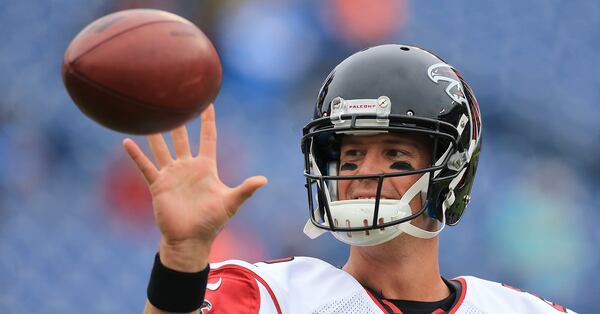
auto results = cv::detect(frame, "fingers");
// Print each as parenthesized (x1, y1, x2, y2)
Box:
(122, 138, 159, 184)
(171, 125, 192, 158)
(147, 133, 172, 168)
(199, 104, 217, 160)
(226, 176, 268, 216)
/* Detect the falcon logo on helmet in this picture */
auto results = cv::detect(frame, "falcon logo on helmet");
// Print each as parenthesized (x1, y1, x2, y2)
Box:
(427, 63, 467, 104)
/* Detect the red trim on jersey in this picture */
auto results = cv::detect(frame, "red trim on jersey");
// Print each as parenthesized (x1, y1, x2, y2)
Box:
(206, 265, 282, 314)
(380, 299, 403, 313)
(364, 289, 404, 313)
(547, 302, 568, 313)
(431, 309, 445, 314)
(501, 283, 524, 292)
(365, 289, 390, 313)
(448, 277, 467, 314)
(262, 257, 294, 264)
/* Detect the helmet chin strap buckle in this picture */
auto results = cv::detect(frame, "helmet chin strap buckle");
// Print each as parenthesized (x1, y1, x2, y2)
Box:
(444, 189, 456, 209)
(448, 151, 469, 171)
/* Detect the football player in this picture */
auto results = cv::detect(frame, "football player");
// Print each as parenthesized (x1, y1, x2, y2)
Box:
(123, 45, 576, 313)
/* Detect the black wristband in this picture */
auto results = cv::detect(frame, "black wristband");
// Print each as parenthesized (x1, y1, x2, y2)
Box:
(147, 253, 209, 313)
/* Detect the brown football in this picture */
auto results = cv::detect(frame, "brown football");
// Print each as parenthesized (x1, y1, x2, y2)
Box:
(62, 9, 222, 134)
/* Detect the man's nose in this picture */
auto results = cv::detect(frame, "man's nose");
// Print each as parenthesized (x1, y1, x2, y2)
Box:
(355, 152, 383, 176)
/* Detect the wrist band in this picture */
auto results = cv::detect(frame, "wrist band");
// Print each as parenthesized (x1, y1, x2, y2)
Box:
(147, 253, 209, 313)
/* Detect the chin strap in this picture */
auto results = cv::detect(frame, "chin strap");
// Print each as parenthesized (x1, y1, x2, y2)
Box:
(399, 205, 446, 239)
(303, 218, 328, 239)
(390, 172, 442, 239)
(403, 165, 468, 239)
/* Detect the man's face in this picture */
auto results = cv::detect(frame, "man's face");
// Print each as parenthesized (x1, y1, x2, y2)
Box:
(337, 133, 432, 212)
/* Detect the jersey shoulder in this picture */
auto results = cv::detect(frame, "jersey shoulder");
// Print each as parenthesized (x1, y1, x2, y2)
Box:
(253, 256, 342, 278)
(204, 259, 282, 314)
(253, 256, 375, 313)
(456, 276, 577, 314)
(207, 257, 383, 314)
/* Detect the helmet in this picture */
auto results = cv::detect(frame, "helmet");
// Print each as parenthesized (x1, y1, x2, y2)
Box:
(301, 44, 482, 246)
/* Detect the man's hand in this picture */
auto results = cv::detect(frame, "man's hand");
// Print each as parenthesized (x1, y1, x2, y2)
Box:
(123, 104, 267, 272)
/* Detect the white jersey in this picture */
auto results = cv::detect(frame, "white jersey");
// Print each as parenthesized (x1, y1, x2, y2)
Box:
(202, 256, 576, 314)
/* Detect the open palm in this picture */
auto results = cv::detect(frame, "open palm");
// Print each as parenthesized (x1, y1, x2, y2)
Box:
(122, 105, 267, 271)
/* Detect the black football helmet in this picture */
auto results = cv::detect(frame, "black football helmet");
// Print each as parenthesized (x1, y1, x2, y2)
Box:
(301, 44, 482, 246)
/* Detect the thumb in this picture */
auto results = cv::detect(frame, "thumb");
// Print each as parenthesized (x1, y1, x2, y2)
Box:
(227, 176, 268, 214)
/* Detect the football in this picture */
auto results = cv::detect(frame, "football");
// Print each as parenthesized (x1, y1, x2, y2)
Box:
(62, 9, 222, 134)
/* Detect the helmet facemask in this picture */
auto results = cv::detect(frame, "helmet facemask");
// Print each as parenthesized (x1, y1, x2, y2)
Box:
(301, 97, 471, 246)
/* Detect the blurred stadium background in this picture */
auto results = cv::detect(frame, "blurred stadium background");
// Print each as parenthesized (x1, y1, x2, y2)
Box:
(1, 0, 598, 312)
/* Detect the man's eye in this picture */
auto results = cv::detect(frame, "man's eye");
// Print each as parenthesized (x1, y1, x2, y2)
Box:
(342, 149, 364, 161)
(386, 149, 406, 158)
(344, 149, 362, 157)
